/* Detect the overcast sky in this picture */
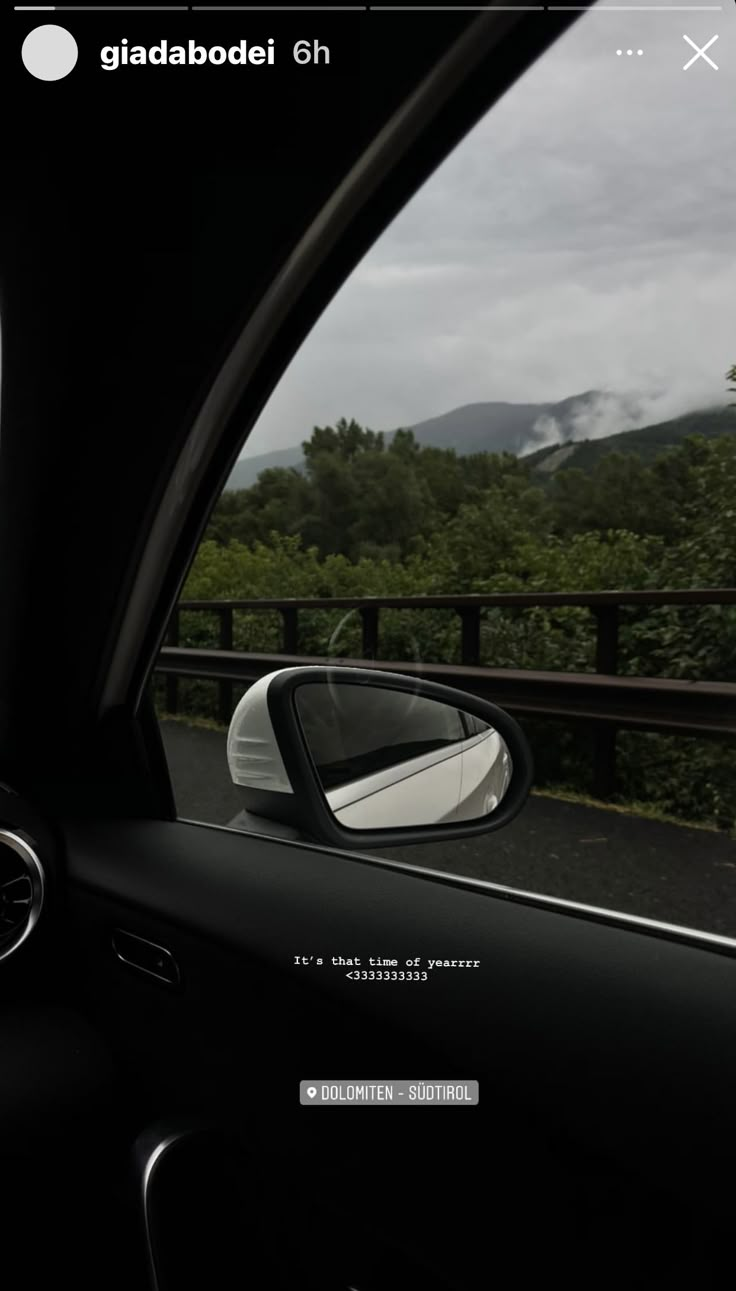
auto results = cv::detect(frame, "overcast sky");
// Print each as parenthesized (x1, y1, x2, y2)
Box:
(242, 4, 736, 458)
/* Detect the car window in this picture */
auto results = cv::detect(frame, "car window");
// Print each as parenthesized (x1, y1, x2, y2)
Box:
(155, 3, 736, 940)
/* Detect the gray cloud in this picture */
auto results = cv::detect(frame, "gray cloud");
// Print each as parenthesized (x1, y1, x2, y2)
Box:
(241, 6, 736, 457)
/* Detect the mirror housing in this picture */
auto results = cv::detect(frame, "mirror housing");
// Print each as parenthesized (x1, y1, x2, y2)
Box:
(227, 666, 533, 850)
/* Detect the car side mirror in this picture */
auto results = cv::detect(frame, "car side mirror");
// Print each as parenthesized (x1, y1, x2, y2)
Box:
(226, 666, 533, 850)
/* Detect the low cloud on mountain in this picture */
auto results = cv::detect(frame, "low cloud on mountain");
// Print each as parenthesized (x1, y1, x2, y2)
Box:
(528, 386, 731, 454)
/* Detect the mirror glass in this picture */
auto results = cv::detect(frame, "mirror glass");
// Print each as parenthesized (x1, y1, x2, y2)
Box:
(294, 681, 513, 830)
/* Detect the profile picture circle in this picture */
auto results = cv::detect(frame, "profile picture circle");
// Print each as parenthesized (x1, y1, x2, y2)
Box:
(22, 25, 79, 82)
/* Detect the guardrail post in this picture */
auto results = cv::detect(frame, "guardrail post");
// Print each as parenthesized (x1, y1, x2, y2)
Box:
(218, 607, 233, 725)
(360, 607, 379, 661)
(165, 609, 179, 714)
(458, 607, 481, 666)
(593, 726, 617, 801)
(594, 605, 619, 675)
(281, 608, 299, 654)
(592, 606, 619, 798)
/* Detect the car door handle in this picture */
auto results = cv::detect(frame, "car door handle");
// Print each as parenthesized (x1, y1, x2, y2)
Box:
(112, 929, 180, 987)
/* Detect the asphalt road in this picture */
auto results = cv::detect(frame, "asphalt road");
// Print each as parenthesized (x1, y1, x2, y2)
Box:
(161, 719, 736, 940)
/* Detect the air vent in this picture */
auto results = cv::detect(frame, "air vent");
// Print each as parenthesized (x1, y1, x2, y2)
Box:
(0, 829, 45, 962)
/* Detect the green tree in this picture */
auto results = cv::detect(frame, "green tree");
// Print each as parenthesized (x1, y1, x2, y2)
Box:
(415, 447, 466, 518)
(550, 452, 678, 541)
(302, 417, 384, 464)
(348, 451, 437, 561)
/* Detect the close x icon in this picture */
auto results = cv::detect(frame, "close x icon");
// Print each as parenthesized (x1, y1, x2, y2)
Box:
(682, 33, 719, 70)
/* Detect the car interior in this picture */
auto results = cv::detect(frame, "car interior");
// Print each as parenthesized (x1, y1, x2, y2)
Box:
(1, 3, 735, 1288)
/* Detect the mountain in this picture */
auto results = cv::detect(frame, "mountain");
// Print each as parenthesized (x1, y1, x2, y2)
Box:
(524, 407, 736, 478)
(224, 395, 736, 491)
(224, 391, 606, 490)
(398, 391, 603, 456)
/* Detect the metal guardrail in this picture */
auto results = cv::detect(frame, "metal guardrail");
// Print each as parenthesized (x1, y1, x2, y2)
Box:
(155, 591, 736, 799)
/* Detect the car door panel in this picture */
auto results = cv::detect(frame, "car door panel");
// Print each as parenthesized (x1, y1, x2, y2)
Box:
(64, 818, 736, 1226)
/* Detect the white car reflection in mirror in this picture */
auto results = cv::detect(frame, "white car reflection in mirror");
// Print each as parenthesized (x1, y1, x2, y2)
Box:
(323, 725, 512, 831)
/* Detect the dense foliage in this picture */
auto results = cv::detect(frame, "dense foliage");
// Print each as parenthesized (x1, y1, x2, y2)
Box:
(158, 404, 736, 829)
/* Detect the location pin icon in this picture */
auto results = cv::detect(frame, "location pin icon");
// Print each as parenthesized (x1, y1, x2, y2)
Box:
(307, 1086, 317, 1099)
